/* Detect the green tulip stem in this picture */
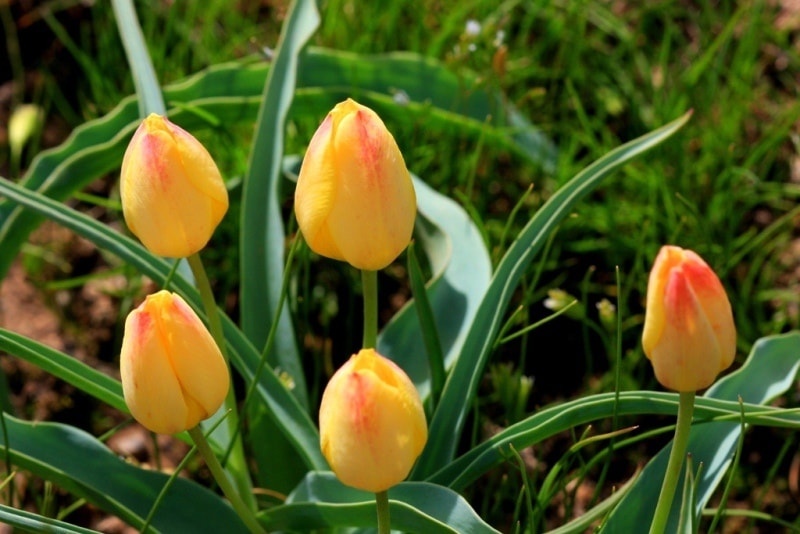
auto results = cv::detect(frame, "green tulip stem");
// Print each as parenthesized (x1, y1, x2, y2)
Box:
(187, 253, 254, 510)
(376, 490, 391, 534)
(362, 269, 378, 349)
(188, 427, 266, 534)
(649, 390, 696, 534)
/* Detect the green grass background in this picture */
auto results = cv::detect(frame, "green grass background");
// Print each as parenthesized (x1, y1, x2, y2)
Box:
(3, 0, 800, 530)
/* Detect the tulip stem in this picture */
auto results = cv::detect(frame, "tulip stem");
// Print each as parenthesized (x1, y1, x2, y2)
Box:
(187, 253, 254, 510)
(362, 269, 378, 349)
(649, 391, 696, 534)
(375, 490, 391, 534)
(188, 427, 266, 534)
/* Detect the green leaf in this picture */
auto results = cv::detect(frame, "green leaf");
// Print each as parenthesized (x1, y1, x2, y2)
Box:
(427, 333, 800, 492)
(0, 329, 126, 413)
(413, 111, 694, 479)
(110, 0, 166, 116)
(0, 504, 100, 534)
(0, 49, 555, 280)
(238, 0, 319, 495)
(599, 332, 800, 533)
(379, 175, 492, 401)
(296, 49, 557, 171)
(239, 0, 318, 407)
(0, 177, 326, 472)
(406, 241, 446, 410)
(261, 471, 500, 533)
(0, 414, 248, 533)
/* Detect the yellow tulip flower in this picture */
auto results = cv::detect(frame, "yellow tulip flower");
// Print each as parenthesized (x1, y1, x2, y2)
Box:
(642, 245, 736, 392)
(294, 99, 416, 270)
(120, 290, 229, 434)
(319, 348, 427, 492)
(120, 114, 228, 258)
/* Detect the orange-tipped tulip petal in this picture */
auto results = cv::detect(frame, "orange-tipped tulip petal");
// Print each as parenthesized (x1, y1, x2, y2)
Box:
(319, 348, 427, 492)
(120, 113, 228, 258)
(120, 290, 229, 434)
(294, 99, 416, 270)
(642, 245, 736, 392)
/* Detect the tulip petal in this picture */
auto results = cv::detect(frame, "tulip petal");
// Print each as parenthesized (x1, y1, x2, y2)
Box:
(681, 252, 737, 372)
(294, 116, 345, 261)
(160, 295, 229, 422)
(327, 106, 416, 270)
(650, 268, 722, 391)
(120, 291, 230, 434)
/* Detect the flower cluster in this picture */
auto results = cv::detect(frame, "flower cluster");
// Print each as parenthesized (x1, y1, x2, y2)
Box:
(118, 101, 428, 495)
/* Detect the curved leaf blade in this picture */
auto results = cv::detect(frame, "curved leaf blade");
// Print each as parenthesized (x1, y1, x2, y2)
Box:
(0, 504, 100, 534)
(378, 175, 492, 400)
(0, 414, 247, 533)
(296, 49, 557, 171)
(239, 0, 319, 406)
(600, 332, 800, 532)
(262, 471, 499, 533)
(0, 329, 125, 413)
(428, 333, 800, 494)
(413, 111, 694, 479)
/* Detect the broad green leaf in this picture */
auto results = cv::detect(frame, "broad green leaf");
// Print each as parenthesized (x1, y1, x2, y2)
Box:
(426, 333, 800, 492)
(600, 332, 800, 533)
(295, 49, 557, 171)
(261, 471, 500, 533)
(0, 414, 247, 533)
(378, 175, 492, 401)
(0, 329, 126, 413)
(0, 49, 555, 280)
(413, 111, 694, 479)
(238, 0, 319, 495)
(240, 0, 318, 406)
(0, 177, 326, 472)
(0, 504, 100, 534)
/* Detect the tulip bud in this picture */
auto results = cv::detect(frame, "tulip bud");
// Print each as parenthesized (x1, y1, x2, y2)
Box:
(120, 113, 229, 258)
(9, 104, 43, 159)
(294, 99, 416, 270)
(642, 245, 736, 392)
(319, 348, 427, 492)
(120, 290, 229, 434)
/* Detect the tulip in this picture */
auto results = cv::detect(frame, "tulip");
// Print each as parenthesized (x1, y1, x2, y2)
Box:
(120, 113, 229, 258)
(120, 290, 229, 434)
(319, 348, 427, 492)
(294, 99, 416, 270)
(642, 245, 736, 392)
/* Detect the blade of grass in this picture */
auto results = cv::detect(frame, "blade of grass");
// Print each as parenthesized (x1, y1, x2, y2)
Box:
(407, 242, 446, 411)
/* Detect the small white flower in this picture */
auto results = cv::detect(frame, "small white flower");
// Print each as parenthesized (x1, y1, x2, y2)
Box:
(465, 19, 481, 37)
(392, 89, 410, 106)
(494, 30, 506, 47)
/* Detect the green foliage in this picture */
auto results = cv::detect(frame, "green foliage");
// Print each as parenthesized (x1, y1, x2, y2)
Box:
(2, 0, 800, 531)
